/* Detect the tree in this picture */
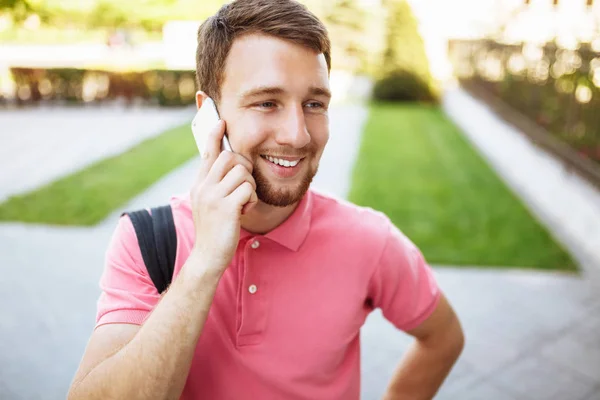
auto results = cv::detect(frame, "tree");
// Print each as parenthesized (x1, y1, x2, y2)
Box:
(88, 1, 129, 29)
(0, 0, 31, 10)
(0, 0, 35, 22)
(323, 0, 369, 72)
(373, 0, 438, 102)
(380, 0, 430, 80)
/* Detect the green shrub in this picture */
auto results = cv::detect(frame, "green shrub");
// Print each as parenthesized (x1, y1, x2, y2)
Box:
(372, 70, 437, 102)
(44, 68, 87, 103)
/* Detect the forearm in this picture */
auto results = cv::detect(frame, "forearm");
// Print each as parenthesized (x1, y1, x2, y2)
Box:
(70, 251, 222, 400)
(383, 332, 464, 400)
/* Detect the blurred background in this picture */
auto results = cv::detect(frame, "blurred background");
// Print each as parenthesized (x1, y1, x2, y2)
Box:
(1, 0, 600, 399)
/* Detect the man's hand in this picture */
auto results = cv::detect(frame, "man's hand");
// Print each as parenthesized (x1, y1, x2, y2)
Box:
(383, 293, 464, 400)
(190, 119, 258, 274)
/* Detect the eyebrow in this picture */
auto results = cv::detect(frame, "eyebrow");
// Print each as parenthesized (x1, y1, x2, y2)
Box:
(239, 85, 332, 101)
(308, 86, 332, 99)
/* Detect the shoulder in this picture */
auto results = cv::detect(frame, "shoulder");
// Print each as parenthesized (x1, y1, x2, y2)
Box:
(106, 213, 143, 266)
(169, 192, 195, 231)
(96, 213, 160, 327)
(309, 189, 395, 248)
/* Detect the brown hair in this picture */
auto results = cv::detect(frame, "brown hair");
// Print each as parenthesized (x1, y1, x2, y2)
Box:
(195, 0, 331, 103)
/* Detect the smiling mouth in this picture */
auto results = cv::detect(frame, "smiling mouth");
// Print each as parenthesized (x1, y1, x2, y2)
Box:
(260, 155, 305, 168)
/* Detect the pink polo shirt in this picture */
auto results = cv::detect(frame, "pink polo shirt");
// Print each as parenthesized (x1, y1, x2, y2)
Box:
(96, 189, 440, 399)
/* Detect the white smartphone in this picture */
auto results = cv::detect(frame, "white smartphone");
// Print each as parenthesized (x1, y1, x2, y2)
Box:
(191, 97, 233, 154)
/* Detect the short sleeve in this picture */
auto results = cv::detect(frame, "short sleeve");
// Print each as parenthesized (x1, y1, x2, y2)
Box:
(368, 220, 441, 332)
(95, 215, 161, 329)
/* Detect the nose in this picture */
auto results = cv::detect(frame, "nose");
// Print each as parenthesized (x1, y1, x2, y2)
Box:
(275, 104, 311, 149)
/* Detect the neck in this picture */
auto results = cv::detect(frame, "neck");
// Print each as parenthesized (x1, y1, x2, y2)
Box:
(240, 199, 300, 235)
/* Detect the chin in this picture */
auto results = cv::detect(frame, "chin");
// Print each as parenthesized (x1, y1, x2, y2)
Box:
(254, 168, 316, 207)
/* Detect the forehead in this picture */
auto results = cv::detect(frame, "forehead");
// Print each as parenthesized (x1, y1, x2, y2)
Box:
(221, 33, 329, 97)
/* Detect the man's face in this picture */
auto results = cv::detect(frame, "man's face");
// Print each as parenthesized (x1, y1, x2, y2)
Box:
(217, 33, 331, 207)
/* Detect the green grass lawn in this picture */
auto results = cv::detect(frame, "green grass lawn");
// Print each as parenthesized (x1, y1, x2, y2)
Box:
(348, 103, 577, 271)
(0, 121, 196, 226)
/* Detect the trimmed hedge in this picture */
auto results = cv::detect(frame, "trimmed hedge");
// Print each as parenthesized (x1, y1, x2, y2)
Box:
(6, 67, 197, 106)
(372, 70, 437, 102)
(448, 39, 600, 166)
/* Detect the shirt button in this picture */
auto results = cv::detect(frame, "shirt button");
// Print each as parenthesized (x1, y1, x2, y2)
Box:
(248, 284, 258, 294)
(251, 240, 260, 249)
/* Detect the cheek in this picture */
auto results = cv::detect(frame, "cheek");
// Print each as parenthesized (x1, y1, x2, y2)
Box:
(307, 118, 329, 153)
(228, 116, 272, 155)
(317, 128, 329, 149)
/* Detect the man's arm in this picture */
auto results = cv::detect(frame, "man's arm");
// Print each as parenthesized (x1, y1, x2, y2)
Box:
(69, 119, 258, 400)
(68, 252, 222, 400)
(382, 293, 465, 400)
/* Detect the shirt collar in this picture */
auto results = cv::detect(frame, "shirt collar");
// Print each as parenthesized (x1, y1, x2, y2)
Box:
(175, 190, 313, 252)
(262, 190, 313, 252)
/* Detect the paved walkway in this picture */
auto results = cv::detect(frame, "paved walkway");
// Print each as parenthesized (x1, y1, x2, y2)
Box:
(1, 95, 600, 399)
(0, 105, 193, 202)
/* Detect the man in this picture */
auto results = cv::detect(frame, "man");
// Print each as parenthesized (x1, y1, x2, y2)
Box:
(68, 1, 464, 399)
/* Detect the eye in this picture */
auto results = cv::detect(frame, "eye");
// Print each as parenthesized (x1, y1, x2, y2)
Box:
(258, 101, 276, 109)
(305, 101, 324, 109)
(305, 101, 328, 112)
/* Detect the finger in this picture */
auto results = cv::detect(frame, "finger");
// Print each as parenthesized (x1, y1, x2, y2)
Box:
(206, 151, 254, 185)
(227, 181, 255, 212)
(196, 119, 225, 184)
(218, 164, 257, 197)
(241, 190, 258, 215)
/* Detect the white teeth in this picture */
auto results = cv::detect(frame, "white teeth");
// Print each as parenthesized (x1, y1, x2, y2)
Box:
(264, 156, 300, 167)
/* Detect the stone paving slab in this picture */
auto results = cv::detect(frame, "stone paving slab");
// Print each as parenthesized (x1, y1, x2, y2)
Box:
(0, 105, 194, 202)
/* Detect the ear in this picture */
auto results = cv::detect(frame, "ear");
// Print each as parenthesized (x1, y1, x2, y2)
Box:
(195, 91, 209, 109)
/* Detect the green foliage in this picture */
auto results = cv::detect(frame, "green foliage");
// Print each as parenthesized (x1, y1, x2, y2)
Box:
(372, 70, 437, 102)
(88, 1, 129, 29)
(0, 0, 37, 22)
(380, 0, 428, 79)
(373, 0, 438, 102)
(322, 0, 368, 72)
(3, 0, 225, 32)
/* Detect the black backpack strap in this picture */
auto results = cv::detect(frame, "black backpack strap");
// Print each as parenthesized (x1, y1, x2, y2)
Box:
(122, 205, 177, 294)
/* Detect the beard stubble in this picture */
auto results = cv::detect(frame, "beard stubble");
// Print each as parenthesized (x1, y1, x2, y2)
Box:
(250, 147, 319, 207)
